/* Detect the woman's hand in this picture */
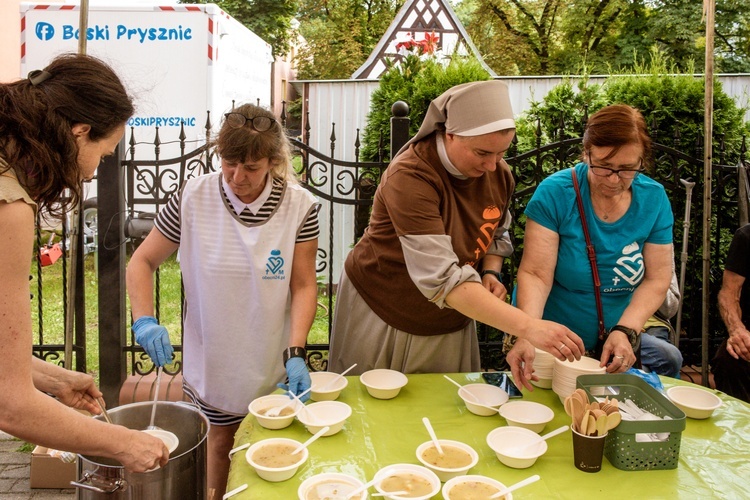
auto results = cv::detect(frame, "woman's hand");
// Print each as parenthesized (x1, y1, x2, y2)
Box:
(55, 370, 103, 415)
(523, 319, 585, 362)
(481, 273, 508, 301)
(506, 339, 537, 391)
(116, 429, 170, 472)
(599, 331, 635, 373)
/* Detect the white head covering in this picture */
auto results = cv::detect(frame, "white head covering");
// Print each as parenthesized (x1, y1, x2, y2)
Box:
(396, 80, 515, 157)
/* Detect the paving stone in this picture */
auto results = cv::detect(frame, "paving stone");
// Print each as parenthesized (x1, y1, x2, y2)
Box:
(0, 466, 28, 480)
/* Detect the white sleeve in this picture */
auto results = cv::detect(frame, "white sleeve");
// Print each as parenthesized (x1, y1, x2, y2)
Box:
(399, 234, 481, 309)
(486, 209, 514, 257)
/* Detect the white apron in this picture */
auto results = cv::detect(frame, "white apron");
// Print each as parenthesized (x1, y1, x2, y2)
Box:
(179, 173, 317, 414)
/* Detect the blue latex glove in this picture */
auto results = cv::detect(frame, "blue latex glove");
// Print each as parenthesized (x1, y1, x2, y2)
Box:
(625, 367, 664, 391)
(277, 357, 311, 402)
(132, 316, 173, 367)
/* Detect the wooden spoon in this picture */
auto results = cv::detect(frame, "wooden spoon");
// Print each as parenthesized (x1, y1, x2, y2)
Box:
(587, 415, 597, 436)
(605, 411, 622, 431)
(580, 409, 591, 434)
(595, 414, 607, 436)
(571, 398, 586, 431)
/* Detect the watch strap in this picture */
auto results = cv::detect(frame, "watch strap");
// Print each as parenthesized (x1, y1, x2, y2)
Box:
(282, 346, 306, 366)
(480, 270, 503, 281)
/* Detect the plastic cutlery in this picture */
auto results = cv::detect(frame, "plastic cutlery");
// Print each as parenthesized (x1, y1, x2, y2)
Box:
(266, 386, 312, 417)
(422, 417, 444, 455)
(371, 491, 407, 498)
(489, 474, 541, 499)
(222, 483, 248, 499)
(345, 476, 383, 499)
(508, 425, 567, 454)
(443, 375, 498, 411)
(292, 426, 330, 454)
(319, 363, 357, 392)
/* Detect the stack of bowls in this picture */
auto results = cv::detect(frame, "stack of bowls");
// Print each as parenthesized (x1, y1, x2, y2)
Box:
(552, 356, 606, 403)
(531, 348, 555, 389)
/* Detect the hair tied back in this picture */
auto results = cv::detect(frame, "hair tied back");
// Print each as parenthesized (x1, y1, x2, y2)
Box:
(28, 69, 52, 86)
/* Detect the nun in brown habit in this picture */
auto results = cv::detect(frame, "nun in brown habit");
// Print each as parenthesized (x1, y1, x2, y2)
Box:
(328, 80, 584, 375)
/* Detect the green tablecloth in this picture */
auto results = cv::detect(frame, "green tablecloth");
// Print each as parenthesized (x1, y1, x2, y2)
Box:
(226, 373, 750, 498)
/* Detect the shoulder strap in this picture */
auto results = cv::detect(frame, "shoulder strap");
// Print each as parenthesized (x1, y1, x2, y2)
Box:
(571, 169, 607, 340)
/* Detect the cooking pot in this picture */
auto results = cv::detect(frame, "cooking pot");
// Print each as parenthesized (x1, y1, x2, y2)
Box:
(73, 401, 209, 499)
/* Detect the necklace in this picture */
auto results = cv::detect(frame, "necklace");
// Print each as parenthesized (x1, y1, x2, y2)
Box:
(595, 191, 627, 220)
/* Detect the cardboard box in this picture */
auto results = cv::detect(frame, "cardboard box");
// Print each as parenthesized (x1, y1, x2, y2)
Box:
(30, 446, 76, 489)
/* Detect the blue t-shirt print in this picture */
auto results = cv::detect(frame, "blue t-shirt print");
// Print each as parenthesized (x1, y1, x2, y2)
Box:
(604, 241, 645, 292)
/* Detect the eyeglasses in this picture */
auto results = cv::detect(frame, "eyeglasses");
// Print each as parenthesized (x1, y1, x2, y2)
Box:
(587, 156, 644, 179)
(224, 112, 274, 132)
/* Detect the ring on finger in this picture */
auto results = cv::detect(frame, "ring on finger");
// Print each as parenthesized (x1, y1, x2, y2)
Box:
(559, 343, 566, 351)
(615, 355, 625, 360)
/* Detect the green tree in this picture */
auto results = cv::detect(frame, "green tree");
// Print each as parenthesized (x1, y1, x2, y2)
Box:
(295, 0, 402, 80)
(181, 0, 298, 57)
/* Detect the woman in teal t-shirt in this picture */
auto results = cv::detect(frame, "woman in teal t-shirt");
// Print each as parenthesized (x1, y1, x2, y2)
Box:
(507, 104, 674, 390)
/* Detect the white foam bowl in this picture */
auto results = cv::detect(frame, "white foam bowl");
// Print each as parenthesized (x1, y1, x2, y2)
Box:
(296, 401, 352, 436)
(415, 439, 479, 482)
(498, 401, 555, 434)
(248, 394, 303, 430)
(531, 378, 553, 390)
(360, 369, 408, 399)
(552, 356, 606, 400)
(457, 383, 509, 416)
(667, 386, 722, 419)
(297, 472, 367, 500)
(309, 371, 348, 401)
(246, 437, 308, 482)
(486, 426, 548, 469)
(373, 463, 441, 499)
(443, 474, 513, 500)
(142, 429, 179, 454)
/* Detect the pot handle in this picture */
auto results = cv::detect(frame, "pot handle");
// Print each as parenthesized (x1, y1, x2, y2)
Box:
(71, 471, 127, 494)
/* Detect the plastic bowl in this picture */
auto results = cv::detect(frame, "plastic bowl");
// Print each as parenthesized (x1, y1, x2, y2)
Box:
(486, 426, 547, 469)
(667, 386, 722, 419)
(457, 383, 509, 416)
(498, 401, 555, 434)
(296, 401, 352, 436)
(442, 474, 512, 500)
(530, 378, 553, 389)
(246, 437, 308, 482)
(297, 472, 367, 500)
(142, 429, 179, 453)
(309, 371, 348, 401)
(248, 394, 303, 430)
(374, 463, 441, 500)
(416, 439, 478, 482)
(360, 369, 408, 399)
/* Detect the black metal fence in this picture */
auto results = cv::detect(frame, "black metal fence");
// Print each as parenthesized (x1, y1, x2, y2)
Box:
(32, 106, 748, 404)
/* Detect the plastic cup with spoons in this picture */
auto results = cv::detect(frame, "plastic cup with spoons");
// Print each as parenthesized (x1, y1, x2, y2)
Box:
(488, 474, 540, 499)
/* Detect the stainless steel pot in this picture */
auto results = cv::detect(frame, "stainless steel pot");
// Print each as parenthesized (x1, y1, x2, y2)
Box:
(74, 401, 209, 499)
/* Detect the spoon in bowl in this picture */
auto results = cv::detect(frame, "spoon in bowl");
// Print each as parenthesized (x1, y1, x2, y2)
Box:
(507, 425, 568, 455)
(265, 386, 312, 417)
(318, 363, 358, 392)
(345, 476, 384, 499)
(422, 417, 444, 456)
(371, 491, 407, 498)
(489, 474, 541, 499)
(291, 425, 330, 455)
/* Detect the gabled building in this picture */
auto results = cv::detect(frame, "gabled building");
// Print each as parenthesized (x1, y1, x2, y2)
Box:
(351, 0, 495, 79)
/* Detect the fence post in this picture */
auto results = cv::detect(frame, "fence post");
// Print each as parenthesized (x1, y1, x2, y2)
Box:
(97, 139, 127, 407)
(390, 101, 410, 159)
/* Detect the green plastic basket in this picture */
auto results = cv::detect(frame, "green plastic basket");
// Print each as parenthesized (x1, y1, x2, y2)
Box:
(576, 374, 686, 471)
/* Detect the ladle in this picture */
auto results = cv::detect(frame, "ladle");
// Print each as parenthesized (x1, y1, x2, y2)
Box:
(318, 363, 357, 392)
(265, 386, 312, 417)
(422, 417, 444, 455)
(488, 474, 541, 499)
(147, 366, 163, 430)
(96, 397, 113, 425)
(291, 425, 330, 454)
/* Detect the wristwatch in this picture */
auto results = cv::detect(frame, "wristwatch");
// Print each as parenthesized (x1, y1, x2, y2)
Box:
(480, 270, 503, 281)
(282, 346, 306, 366)
(607, 325, 639, 347)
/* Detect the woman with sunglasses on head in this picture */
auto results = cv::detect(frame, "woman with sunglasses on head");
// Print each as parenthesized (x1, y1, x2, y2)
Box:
(0, 53, 168, 472)
(127, 103, 319, 496)
(506, 104, 675, 390)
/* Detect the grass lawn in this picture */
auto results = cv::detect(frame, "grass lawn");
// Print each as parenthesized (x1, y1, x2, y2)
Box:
(30, 252, 333, 383)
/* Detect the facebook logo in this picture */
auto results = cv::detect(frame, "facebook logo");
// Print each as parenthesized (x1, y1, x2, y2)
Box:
(35, 23, 55, 41)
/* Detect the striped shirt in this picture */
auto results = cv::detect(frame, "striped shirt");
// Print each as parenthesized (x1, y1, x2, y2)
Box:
(154, 176, 320, 244)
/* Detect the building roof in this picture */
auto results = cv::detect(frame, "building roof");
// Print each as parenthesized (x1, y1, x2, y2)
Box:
(351, 0, 495, 79)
